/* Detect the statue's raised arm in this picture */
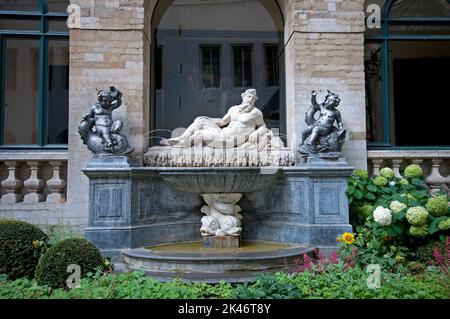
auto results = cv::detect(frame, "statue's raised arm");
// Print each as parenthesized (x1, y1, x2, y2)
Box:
(78, 86, 134, 156)
(299, 90, 346, 158)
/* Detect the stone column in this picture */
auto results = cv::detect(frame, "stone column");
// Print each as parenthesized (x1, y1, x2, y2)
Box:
(67, 0, 149, 227)
(1, 161, 23, 204)
(47, 161, 67, 203)
(284, 0, 367, 169)
(23, 161, 45, 203)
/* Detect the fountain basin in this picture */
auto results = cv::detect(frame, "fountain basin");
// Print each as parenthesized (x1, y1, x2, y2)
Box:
(157, 167, 280, 193)
(122, 241, 315, 283)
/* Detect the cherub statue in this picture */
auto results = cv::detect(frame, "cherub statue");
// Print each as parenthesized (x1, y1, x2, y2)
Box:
(299, 90, 346, 156)
(78, 87, 134, 156)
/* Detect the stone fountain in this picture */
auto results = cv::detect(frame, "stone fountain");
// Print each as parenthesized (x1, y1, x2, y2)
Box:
(82, 88, 353, 282)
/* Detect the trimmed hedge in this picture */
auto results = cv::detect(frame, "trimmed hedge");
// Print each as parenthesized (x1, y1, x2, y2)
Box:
(35, 238, 103, 288)
(0, 220, 48, 280)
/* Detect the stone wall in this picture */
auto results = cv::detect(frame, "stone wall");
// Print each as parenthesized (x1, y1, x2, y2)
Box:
(66, 0, 150, 231)
(284, 0, 367, 168)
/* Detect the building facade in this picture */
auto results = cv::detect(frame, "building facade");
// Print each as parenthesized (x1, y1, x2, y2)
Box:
(0, 0, 449, 233)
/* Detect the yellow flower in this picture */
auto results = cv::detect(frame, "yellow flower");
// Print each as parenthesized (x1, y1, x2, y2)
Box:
(32, 240, 40, 249)
(341, 232, 355, 245)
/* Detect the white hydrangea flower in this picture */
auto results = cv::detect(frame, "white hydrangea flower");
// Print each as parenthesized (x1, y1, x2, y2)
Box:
(389, 181, 396, 187)
(389, 201, 407, 213)
(373, 206, 392, 226)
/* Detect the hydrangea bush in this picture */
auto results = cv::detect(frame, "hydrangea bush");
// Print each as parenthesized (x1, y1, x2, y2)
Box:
(346, 164, 450, 269)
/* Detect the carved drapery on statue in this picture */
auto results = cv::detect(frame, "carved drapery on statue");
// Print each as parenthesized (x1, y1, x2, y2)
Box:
(299, 90, 346, 158)
(78, 87, 134, 156)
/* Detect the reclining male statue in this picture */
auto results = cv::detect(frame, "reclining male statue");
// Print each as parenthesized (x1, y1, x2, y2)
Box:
(160, 89, 283, 150)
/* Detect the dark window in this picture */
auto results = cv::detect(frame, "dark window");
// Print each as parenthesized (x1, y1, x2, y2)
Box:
(0, 1, 70, 147)
(364, 0, 450, 147)
(47, 39, 69, 144)
(233, 45, 252, 87)
(0, 0, 39, 11)
(3, 38, 40, 145)
(265, 45, 279, 87)
(201, 46, 221, 88)
(155, 46, 162, 90)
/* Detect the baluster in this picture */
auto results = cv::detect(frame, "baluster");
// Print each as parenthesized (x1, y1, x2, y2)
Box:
(1, 161, 23, 204)
(425, 159, 447, 194)
(23, 161, 45, 203)
(371, 159, 383, 176)
(391, 159, 403, 178)
(46, 161, 67, 203)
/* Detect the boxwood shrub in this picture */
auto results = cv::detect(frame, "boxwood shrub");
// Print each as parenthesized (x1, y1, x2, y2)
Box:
(0, 220, 48, 280)
(35, 238, 103, 288)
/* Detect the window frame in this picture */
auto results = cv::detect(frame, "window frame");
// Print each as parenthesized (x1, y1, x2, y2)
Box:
(231, 44, 253, 88)
(365, 0, 450, 150)
(0, 0, 69, 150)
(200, 44, 222, 89)
(264, 43, 280, 88)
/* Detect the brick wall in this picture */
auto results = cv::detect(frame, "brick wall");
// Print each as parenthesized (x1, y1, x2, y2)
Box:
(285, 0, 367, 168)
(66, 0, 149, 231)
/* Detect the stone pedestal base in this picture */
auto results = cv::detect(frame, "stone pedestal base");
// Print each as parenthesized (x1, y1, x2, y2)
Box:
(202, 236, 241, 248)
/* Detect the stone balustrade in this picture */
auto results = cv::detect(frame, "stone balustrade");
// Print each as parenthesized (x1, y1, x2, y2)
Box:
(0, 152, 68, 205)
(368, 150, 450, 194)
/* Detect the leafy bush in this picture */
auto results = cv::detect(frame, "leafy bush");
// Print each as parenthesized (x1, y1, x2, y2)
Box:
(346, 165, 450, 266)
(0, 220, 48, 280)
(35, 238, 103, 288)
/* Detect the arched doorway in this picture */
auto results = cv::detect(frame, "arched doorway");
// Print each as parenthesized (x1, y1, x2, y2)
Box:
(150, 0, 285, 141)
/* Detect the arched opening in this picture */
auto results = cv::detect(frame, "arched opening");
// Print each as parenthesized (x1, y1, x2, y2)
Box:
(150, 0, 285, 142)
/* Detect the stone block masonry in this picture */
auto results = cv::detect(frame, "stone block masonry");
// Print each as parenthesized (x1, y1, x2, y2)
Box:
(285, 0, 367, 169)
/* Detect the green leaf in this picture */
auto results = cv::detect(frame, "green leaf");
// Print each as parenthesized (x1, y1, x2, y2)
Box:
(347, 186, 355, 195)
(429, 216, 449, 234)
(411, 190, 428, 199)
(411, 178, 424, 187)
(367, 184, 377, 193)
(391, 223, 405, 235)
(354, 190, 363, 200)
(365, 192, 376, 201)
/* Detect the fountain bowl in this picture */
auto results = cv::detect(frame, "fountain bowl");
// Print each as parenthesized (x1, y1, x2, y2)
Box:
(157, 167, 280, 193)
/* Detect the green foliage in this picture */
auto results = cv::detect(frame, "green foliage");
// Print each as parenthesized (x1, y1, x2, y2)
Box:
(380, 167, 395, 180)
(404, 164, 423, 179)
(0, 220, 48, 280)
(231, 273, 302, 299)
(409, 225, 429, 238)
(347, 167, 450, 265)
(34, 238, 103, 288)
(0, 266, 447, 299)
(426, 195, 449, 217)
(406, 206, 429, 227)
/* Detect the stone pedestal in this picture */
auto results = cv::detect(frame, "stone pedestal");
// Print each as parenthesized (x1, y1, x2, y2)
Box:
(202, 236, 241, 248)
